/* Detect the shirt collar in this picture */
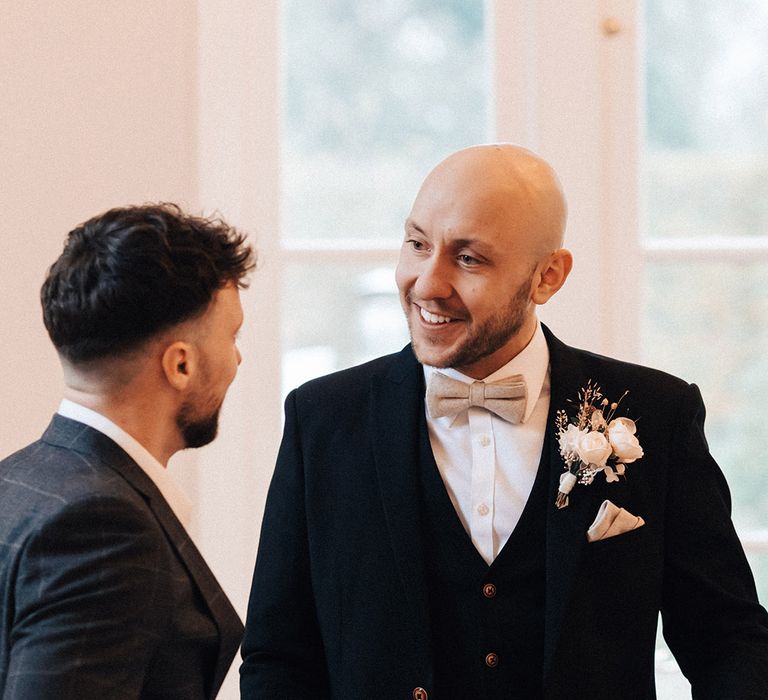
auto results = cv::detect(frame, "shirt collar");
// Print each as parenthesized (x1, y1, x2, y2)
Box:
(423, 321, 550, 424)
(57, 399, 193, 528)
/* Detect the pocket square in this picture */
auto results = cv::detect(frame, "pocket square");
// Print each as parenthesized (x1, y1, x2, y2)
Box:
(587, 499, 645, 542)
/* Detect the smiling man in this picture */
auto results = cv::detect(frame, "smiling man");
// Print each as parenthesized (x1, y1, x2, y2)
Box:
(241, 145, 768, 699)
(0, 204, 253, 699)
(396, 146, 569, 379)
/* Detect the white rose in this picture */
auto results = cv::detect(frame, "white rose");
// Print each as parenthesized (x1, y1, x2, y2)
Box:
(559, 424, 586, 457)
(610, 416, 637, 433)
(608, 418, 644, 463)
(577, 430, 612, 468)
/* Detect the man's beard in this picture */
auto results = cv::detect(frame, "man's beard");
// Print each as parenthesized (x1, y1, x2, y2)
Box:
(176, 398, 221, 449)
(408, 272, 532, 371)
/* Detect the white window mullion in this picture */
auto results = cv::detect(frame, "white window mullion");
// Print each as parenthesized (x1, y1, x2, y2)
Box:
(643, 238, 768, 261)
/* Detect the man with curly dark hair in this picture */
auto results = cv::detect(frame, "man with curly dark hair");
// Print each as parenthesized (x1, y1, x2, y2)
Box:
(0, 203, 255, 698)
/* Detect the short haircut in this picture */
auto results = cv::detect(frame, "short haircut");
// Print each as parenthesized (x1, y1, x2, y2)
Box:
(42, 203, 256, 364)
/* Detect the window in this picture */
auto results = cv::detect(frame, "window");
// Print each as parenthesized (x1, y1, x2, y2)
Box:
(191, 6, 768, 697)
(642, 1, 768, 694)
(642, 0, 768, 598)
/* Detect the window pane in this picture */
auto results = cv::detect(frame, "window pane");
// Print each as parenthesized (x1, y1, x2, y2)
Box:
(643, 1, 768, 238)
(281, 0, 488, 244)
(642, 261, 768, 531)
(282, 261, 409, 393)
(655, 624, 690, 699)
(746, 551, 768, 609)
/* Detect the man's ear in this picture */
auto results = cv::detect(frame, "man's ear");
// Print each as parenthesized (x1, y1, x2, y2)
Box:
(531, 248, 573, 305)
(161, 341, 196, 391)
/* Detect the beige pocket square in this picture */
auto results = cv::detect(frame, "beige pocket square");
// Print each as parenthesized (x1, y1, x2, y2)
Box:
(587, 499, 645, 542)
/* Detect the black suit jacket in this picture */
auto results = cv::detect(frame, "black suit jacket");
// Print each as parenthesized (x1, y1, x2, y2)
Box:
(0, 415, 243, 699)
(241, 327, 768, 699)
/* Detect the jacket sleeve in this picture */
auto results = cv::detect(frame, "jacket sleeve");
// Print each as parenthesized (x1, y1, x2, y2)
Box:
(240, 390, 331, 699)
(4, 495, 171, 699)
(661, 383, 768, 699)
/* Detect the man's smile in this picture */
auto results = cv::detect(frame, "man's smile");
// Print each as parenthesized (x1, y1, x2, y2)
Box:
(419, 307, 455, 325)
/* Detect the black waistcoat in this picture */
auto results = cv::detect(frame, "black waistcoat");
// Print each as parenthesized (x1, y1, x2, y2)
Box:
(418, 414, 549, 699)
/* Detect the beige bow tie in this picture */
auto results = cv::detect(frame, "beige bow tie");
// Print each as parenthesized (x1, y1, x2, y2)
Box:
(426, 372, 528, 424)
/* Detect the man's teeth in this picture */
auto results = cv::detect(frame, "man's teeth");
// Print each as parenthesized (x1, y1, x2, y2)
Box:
(420, 307, 452, 324)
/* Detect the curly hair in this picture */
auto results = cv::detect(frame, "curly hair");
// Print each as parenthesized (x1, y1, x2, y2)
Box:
(42, 203, 256, 363)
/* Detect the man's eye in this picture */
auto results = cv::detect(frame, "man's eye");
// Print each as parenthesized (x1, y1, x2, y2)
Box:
(458, 254, 479, 265)
(407, 239, 425, 250)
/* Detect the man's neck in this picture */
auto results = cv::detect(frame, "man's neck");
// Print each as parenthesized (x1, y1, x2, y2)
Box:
(61, 388, 178, 466)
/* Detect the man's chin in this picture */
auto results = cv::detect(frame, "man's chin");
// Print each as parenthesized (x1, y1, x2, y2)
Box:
(182, 424, 218, 449)
(410, 338, 459, 369)
(178, 407, 221, 449)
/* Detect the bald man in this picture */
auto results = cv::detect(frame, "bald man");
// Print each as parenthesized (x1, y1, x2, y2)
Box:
(240, 145, 768, 699)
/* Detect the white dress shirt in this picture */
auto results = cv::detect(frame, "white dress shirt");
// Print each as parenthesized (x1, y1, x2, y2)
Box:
(424, 322, 550, 565)
(57, 399, 193, 528)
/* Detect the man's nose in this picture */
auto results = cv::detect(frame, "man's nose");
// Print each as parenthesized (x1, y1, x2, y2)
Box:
(413, 256, 453, 300)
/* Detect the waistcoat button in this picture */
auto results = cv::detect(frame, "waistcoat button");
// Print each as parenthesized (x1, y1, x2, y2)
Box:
(412, 687, 428, 700)
(483, 583, 497, 598)
(485, 652, 499, 668)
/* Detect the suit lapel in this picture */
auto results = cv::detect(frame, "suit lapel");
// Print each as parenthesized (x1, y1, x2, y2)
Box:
(369, 347, 432, 652)
(541, 328, 607, 680)
(134, 478, 244, 694)
(43, 415, 243, 693)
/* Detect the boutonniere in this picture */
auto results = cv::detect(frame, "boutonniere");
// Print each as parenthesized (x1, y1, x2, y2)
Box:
(555, 382, 643, 509)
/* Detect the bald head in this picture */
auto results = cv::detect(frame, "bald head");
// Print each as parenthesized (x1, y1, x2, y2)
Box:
(397, 143, 572, 377)
(411, 143, 567, 261)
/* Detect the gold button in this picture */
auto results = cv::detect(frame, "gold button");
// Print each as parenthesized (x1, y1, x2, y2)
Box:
(485, 652, 499, 668)
(483, 583, 496, 598)
(412, 687, 428, 700)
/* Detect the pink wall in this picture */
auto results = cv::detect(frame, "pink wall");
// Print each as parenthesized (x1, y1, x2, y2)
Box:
(0, 2, 199, 455)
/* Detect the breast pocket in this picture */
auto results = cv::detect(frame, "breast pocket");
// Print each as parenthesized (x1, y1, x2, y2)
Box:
(570, 524, 662, 634)
(579, 525, 662, 616)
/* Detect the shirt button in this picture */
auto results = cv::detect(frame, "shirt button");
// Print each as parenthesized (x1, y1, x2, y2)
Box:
(477, 503, 489, 516)
(485, 652, 499, 668)
(483, 583, 497, 598)
(479, 434, 491, 447)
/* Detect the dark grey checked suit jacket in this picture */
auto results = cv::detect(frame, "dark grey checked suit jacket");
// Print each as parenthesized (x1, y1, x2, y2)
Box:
(0, 415, 243, 699)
